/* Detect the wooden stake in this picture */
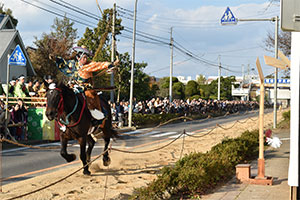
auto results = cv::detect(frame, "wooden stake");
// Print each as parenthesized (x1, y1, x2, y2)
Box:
(256, 58, 265, 178)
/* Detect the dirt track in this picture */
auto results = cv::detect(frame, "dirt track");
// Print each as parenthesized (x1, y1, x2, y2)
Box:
(0, 109, 287, 200)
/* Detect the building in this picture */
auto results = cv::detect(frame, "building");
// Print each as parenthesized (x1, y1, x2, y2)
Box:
(0, 14, 35, 83)
(177, 76, 192, 85)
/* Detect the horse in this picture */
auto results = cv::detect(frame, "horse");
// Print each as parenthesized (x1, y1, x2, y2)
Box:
(45, 82, 118, 175)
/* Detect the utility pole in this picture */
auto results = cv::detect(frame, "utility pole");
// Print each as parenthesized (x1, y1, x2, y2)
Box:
(218, 55, 221, 100)
(273, 16, 279, 128)
(110, 3, 116, 103)
(242, 64, 244, 84)
(169, 27, 173, 102)
(128, 0, 138, 127)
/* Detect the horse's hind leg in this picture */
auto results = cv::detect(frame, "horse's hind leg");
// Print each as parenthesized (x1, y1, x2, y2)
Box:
(86, 135, 95, 165)
(60, 137, 76, 162)
(78, 137, 90, 175)
(103, 137, 111, 166)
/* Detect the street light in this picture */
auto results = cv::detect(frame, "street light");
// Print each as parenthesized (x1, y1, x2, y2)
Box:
(221, 7, 279, 128)
(128, 0, 138, 127)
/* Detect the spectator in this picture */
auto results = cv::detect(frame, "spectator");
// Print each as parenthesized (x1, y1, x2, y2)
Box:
(0, 79, 6, 96)
(116, 102, 124, 128)
(14, 75, 29, 97)
(26, 80, 34, 96)
(8, 80, 16, 97)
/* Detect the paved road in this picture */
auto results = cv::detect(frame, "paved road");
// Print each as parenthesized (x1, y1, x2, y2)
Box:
(1, 109, 267, 185)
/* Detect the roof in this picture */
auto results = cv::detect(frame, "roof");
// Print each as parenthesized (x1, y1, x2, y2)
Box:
(0, 29, 35, 76)
(0, 14, 15, 30)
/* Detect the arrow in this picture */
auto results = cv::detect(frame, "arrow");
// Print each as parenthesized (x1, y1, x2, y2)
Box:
(278, 50, 290, 68)
(256, 57, 264, 83)
(264, 55, 289, 70)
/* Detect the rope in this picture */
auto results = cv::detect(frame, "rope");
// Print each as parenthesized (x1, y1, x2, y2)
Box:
(184, 126, 217, 138)
(179, 130, 186, 159)
(4, 149, 109, 200)
(216, 120, 239, 130)
(111, 131, 185, 154)
(118, 116, 193, 137)
(0, 138, 77, 150)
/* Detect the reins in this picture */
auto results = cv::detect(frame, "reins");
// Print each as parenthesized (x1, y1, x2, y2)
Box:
(51, 88, 86, 128)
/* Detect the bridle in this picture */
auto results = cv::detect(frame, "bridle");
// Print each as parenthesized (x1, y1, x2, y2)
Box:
(47, 87, 86, 129)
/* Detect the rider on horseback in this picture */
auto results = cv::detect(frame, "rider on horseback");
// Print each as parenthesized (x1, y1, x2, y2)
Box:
(49, 46, 119, 124)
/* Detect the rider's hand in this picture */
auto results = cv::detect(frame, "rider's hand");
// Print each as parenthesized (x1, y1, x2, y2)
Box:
(49, 54, 55, 60)
(113, 59, 120, 66)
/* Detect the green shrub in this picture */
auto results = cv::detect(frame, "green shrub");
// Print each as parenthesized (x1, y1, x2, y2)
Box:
(278, 110, 290, 129)
(130, 130, 259, 199)
(282, 110, 290, 121)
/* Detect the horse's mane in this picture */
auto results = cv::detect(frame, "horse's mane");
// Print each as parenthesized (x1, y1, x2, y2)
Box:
(57, 82, 74, 96)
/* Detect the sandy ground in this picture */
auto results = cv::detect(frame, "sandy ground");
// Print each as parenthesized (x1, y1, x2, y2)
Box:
(0, 109, 288, 200)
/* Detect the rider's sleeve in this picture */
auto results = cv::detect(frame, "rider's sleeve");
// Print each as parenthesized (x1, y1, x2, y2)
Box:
(79, 61, 113, 73)
(55, 57, 76, 77)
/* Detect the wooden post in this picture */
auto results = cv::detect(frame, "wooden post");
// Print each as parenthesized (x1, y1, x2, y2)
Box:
(256, 57, 265, 178)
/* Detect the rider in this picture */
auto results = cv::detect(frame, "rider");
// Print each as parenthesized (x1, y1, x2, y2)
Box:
(49, 46, 119, 124)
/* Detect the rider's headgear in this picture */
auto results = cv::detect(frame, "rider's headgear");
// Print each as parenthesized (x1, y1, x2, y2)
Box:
(72, 45, 93, 61)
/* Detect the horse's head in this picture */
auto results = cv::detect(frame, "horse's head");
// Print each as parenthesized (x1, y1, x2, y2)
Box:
(45, 82, 64, 121)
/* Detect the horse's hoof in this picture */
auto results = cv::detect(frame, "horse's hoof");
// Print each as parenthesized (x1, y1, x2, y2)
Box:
(103, 157, 111, 166)
(66, 154, 76, 162)
(83, 169, 91, 176)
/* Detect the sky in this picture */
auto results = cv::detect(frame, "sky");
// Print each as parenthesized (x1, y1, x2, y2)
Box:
(0, 0, 282, 80)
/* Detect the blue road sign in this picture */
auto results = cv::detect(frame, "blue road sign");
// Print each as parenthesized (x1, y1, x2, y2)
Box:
(221, 7, 237, 25)
(8, 45, 27, 66)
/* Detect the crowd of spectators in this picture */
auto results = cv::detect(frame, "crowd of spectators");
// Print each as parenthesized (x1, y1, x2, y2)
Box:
(0, 75, 54, 141)
(109, 98, 259, 128)
(0, 75, 54, 99)
(0, 75, 261, 139)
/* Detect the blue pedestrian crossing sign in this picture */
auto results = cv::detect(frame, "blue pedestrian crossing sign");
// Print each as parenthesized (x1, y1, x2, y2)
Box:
(221, 7, 237, 25)
(8, 45, 27, 66)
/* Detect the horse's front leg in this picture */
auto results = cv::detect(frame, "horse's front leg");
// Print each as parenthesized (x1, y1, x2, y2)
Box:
(86, 135, 95, 165)
(60, 136, 76, 162)
(103, 137, 111, 166)
(78, 137, 90, 175)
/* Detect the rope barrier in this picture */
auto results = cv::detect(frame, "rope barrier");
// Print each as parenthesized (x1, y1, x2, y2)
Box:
(0, 138, 76, 150)
(4, 149, 109, 200)
(118, 116, 193, 137)
(179, 130, 186, 160)
(111, 131, 185, 154)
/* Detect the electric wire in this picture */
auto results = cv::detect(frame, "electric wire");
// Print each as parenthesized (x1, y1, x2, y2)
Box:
(20, 0, 97, 28)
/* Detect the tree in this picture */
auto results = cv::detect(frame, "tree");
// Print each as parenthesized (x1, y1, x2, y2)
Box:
(28, 16, 77, 80)
(208, 76, 236, 100)
(173, 82, 185, 99)
(185, 80, 199, 98)
(0, 3, 18, 27)
(115, 52, 155, 101)
(77, 8, 123, 62)
(264, 0, 290, 78)
(196, 74, 206, 85)
(157, 77, 179, 98)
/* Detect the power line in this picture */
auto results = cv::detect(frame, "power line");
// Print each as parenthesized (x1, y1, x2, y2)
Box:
(31, 0, 95, 25)
(49, 0, 100, 21)
(20, 0, 96, 27)
(57, 0, 100, 19)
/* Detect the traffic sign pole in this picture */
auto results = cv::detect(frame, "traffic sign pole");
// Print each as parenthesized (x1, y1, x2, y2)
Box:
(5, 54, 10, 120)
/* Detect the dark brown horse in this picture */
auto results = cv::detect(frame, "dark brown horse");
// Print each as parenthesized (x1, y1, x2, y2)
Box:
(45, 82, 118, 175)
